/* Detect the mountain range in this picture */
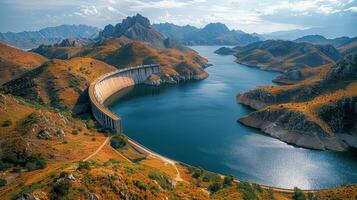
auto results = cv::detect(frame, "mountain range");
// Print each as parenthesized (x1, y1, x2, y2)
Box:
(0, 25, 100, 49)
(153, 22, 259, 46)
(2, 14, 209, 114)
(294, 35, 357, 55)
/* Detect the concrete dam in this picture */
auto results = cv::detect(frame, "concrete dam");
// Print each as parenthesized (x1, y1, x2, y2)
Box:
(89, 64, 160, 133)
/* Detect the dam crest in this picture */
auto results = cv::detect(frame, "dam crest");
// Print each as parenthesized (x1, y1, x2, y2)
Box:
(88, 64, 159, 133)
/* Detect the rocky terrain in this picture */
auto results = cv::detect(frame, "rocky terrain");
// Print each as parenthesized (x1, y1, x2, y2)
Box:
(0, 25, 99, 49)
(0, 57, 116, 114)
(0, 42, 48, 85)
(238, 53, 357, 151)
(153, 22, 259, 46)
(32, 14, 209, 85)
(216, 40, 340, 73)
(1, 92, 356, 199)
(295, 35, 357, 56)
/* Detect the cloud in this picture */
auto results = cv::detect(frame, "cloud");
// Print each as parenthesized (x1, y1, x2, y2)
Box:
(128, 0, 204, 10)
(345, 6, 357, 12)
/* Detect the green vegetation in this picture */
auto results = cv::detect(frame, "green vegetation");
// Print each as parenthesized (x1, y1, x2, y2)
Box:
(223, 175, 234, 187)
(51, 179, 74, 199)
(1, 152, 47, 171)
(1, 119, 12, 127)
(237, 181, 258, 200)
(110, 134, 128, 149)
(0, 178, 7, 187)
(292, 187, 306, 200)
(208, 182, 222, 193)
(78, 161, 91, 171)
(134, 180, 147, 191)
(148, 170, 174, 190)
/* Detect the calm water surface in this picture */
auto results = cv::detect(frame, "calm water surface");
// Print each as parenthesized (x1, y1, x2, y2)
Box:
(108, 46, 357, 189)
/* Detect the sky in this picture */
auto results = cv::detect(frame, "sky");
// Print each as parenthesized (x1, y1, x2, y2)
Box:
(0, 0, 356, 34)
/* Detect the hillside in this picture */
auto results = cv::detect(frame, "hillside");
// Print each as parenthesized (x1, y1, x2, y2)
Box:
(32, 15, 209, 85)
(1, 93, 356, 200)
(237, 53, 357, 151)
(0, 25, 99, 49)
(233, 40, 340, 72)
(0, 57, 116, 114)
(153, 22, 259, 46)
(295, 35, 357, 55)
(0, 42, 48, 85)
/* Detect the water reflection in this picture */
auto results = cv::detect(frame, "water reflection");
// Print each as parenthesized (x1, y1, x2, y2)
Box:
(108, 46, 357, 189)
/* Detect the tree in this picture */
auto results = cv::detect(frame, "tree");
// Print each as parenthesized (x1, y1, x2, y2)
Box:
(292, 187, 306, 200)
(208, 182, 222, 193)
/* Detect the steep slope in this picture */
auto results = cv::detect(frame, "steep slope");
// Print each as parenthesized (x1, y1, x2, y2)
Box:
(233, 40, 340, 73)
(0, 25, 99, 49)
(295, 35, 357, 55)
(153, 23, 199, 41)
(31, 15, 209, 84)
(238, 53, 357, 151)
(0, 42, 47, 85)
(0, 57, 116, 114)
(100, 14, 165, 48)
(154, 22, 259, 46)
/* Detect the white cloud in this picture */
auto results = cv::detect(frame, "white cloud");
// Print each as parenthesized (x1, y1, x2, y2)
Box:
(345, 6, 357, 12)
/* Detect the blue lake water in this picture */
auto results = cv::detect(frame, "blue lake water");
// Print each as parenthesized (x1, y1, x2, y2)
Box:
(108, 46, 357, 189)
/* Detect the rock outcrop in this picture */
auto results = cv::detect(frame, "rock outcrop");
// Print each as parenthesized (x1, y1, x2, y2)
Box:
(238, 53, 357, 151)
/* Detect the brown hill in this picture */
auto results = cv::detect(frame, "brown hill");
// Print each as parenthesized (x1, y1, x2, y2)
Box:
(32, 37, 209, 84)
(0, 42, 47, 85)
(238, 53, 357, 151)
(1, 93, 355, 200)
(0, 57, 116, 114)
(233, 40, 340, 72)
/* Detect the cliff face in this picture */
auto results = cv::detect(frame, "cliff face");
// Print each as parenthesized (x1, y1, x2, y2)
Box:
(238, 53, 357, 151)
(100, 14, 165, 48)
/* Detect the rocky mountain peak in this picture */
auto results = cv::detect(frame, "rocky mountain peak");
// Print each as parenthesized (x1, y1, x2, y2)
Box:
(201, 23, 230, 34)
(99, 14, 165, 47)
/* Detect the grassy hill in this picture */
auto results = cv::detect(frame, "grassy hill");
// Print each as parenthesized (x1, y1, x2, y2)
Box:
(233, 40, 340, 72)
(0, 42, 47, 85)
(0, 57, 116, 114)
(238, 53, 357, 151)
(1, 94, 356, 200)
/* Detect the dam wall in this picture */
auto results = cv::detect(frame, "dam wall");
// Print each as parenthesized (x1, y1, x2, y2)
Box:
(89, 64, 159, 133)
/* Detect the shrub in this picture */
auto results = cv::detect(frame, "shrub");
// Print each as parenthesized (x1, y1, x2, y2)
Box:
(202, 171, 220, 182)
(192, 167, 204, 178)
(0, 161, 12, 171)
(71, 130, 78, 135)
(52, 179, 72, 197)
(0, 179, 7, 187)
(237, 182, 258, 200)
(78, 161, 91, 171)
(25, 154, 47, 171)
(110, 134, 127, 149)
(91, 137, 96, 141)
(223, 175, 234, 187)
(1, 152, 46, 171)
(148, 171, 174, 190)
(1, 120, 12, 127)
(292, 187, 306, 200)
(208, 182, 222, 193)
(134, 180, 147, 191)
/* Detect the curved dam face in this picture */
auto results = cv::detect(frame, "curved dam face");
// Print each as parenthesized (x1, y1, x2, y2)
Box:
(88, 64, 159, 133)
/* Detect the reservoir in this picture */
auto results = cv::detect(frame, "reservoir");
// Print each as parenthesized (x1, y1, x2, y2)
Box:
(108, 46, 357, 189)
